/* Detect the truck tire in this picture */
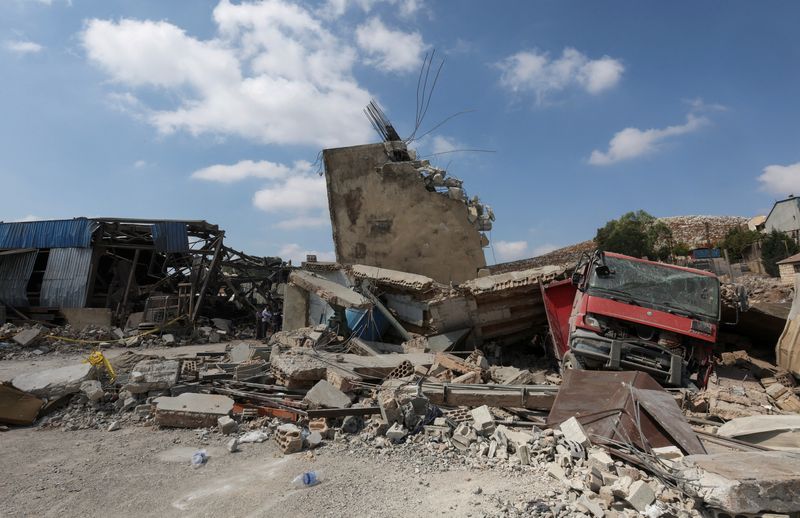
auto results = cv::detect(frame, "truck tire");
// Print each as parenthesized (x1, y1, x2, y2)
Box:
(561, 352, 584, 372)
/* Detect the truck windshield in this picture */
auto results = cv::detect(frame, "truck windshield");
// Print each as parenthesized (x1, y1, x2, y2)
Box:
(588, 256, 720, 320)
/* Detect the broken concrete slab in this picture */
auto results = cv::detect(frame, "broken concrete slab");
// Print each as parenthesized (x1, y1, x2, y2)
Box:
(217, 415, 237, 435)
(124, 359, 180, 394)
(289, 270, 371, 309)
(13, 328, 41, 347)
(559, 417, 590, 448)
(154, 393, 234, 428)
(470, 405, 495, 435)
(12, 363, 94, 399)
(80, 380, 104, 402)
(717, 415, 800, 451)
(304, 380, 352, 409)
(625, 480, 656, 512)
(675, 451, 800, 514)
(386, 422, 408, 441)
(229, 342, 252, 363)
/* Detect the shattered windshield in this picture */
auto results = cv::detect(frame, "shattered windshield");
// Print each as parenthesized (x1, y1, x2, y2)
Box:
(588, 256, 720, 320)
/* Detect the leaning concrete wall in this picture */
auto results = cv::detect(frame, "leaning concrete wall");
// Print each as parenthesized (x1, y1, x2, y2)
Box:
(323, 143, 487, 284)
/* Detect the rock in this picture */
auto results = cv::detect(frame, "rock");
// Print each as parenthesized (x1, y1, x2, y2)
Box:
(588, 448, 614, 471)
(577, 494, 605, 518)
(386, 422, 408, 441)
(238, 430, 269, 443)
(122, 397, 137, 411)
(341, 415, 362, 434)
(80, 380, 104, 402)
(135, 404, 152, 417)
(107, 421, 120, 432)
(13, 328, 41, 347)
(12, 363, 94, 398)
(161, 334, 175, 344)
(560, 417, 590, 448)
(306, 431, 323, 448)
(227, 437, 239, 453)
(124, 359, 180, 394)
(625, 480, 656, 512)
(217, 415, 238, 435)
(304, 380, 352, 409)
(470, 405, 495, 435)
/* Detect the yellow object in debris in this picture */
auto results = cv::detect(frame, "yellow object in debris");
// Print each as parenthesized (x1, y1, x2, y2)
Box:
(85, 350, 116, 382)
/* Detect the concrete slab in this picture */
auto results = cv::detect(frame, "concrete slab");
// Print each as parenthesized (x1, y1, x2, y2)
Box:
(11, 363, 94, 398)
(154, 393, 234, 428)
(13, 328, 41, 347)
(717, 415, 800, 451)
(676, 451, 800, 513)
(124, 359, 180, 394)
(304, 380, 352, 409)
(229, 342, 252, 364)
(289, 271, 371, 309)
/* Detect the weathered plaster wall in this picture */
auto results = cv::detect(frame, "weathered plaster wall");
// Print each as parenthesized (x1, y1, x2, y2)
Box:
(324, 143, 486, 284)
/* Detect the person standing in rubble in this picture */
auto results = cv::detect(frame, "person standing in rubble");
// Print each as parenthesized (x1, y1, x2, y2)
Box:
(255, 307, 265, 339)
(261, 306, 273, 338)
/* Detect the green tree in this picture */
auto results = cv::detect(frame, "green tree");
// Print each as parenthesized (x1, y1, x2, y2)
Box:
(595, 210, 674, 259)
(761, 230, 800, 277)
(720, 226, 761, 262)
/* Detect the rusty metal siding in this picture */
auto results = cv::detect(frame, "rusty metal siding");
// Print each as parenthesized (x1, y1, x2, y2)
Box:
(40, 248, 93, 308)
(152, 222, 188, 253)
(0, 250, 37, 306)
(0, 219, 96, 250)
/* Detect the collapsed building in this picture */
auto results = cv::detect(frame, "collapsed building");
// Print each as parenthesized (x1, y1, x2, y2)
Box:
(0, 217, 290, 329)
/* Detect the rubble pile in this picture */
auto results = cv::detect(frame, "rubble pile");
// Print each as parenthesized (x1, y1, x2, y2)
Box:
(659, 215, 748, 248)
(736, 274, 795, 304)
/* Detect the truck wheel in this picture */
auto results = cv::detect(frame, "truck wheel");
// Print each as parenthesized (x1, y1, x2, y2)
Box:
(562, 352, 584, 372)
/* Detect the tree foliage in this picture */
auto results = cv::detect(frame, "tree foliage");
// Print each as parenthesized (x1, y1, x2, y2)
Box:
(761, 230, 800, 277)
(595, 211, 674, 260)
(720, 226, 761, 261)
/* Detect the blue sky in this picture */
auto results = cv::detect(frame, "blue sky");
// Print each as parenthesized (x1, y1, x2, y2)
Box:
(2, 0, 800, 264)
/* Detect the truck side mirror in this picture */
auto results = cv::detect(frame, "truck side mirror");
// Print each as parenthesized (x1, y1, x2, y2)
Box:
(571, 272, 583, 286)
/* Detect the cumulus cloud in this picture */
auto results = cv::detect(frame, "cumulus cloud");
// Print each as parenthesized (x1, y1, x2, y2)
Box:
(356, 17, 426, 73)
(81, 0, 374, 148)
(278, 243, 335, 264)
(273, 214, 330, 229)
(589, 113, 707, 166)
(758, 162, 800, 196)
(498, 47, 623, 104)
(191, 159, 311, 183)
(4, 39, 44, 54)
(429, 135, 462, 155)
(322, 0, 423, 18)
(494, 240, 529, 262)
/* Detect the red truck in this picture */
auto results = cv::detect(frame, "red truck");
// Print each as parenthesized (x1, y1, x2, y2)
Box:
(542, 250, 720, 387)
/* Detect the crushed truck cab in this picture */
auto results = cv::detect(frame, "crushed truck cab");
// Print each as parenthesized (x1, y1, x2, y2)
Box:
(542, 250, 720, 386)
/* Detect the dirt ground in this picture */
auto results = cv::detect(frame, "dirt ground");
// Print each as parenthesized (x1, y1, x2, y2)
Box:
(0, 351, 561, 518)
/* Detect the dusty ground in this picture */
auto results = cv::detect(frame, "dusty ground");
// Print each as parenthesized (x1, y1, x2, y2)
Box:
(0, 351, 561, 518)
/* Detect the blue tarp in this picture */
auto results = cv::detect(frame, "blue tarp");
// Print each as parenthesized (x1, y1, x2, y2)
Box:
(152, 221, 189, 253)
(0, 219, 95, 250)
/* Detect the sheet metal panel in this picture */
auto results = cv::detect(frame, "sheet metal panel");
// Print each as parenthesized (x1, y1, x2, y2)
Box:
(0, 250, 37, 306)
(40, 248, 93, 308)
(152, 221, 189, 253)
(0, 219, 96, 250)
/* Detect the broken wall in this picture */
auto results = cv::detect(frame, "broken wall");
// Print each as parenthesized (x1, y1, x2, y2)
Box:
(323, 143, 487, 284)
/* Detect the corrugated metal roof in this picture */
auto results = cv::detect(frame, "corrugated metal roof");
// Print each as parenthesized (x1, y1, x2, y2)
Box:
(152, 221, 189, 253)
(0, 250, 37, 307)
(40, 247, 93, 308)
(0, 219, 97, 250)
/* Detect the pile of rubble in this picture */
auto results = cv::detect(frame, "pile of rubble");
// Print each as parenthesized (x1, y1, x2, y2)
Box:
(4, 325, 799, 517)
(659, 215, 748, 248)
(736, 274, 795, 304)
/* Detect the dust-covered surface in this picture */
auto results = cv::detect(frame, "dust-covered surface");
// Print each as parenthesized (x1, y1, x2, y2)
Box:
(0, 425, 561, 518)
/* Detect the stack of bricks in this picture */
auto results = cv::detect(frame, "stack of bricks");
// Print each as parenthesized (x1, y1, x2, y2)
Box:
(761, 373, 800, 413)
(275, 423, 303, 453)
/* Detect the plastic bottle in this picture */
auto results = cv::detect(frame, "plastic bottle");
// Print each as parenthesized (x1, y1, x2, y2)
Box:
(191, 449, 208, 468)
(291, 471, 321, 488)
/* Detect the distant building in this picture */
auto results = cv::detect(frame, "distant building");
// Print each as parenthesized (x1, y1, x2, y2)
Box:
(764, 195, 800, 239)
(777, 253, 800, 285)
(747, 215, 767, 232)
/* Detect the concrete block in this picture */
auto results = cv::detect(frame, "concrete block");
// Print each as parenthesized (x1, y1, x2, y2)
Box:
(154, 393, 234, 428)
(13, 328, 41, 347)
(275, 423, 303, 453)
(766, 382, 789, 399)
(560, 417, 590, 448)
(625, 480, 656, 512)
(309, 418, 331, 439)
(80, 380, 104, 402)
(470, 405, 495, 435)
(162, 334, 175, 344)
(577, 494, 604, 518)
(386, 422, 408, 441)
(588, 448, 614, 471)
(12, 363, 94, 398)
(547, 462, 567, 482)
(304, 379, 351, 409)
(451, 422, 477, 450)
(218, 415, 237, 435)
(306, 431, 323, 448)
(124, 359, 180, 394)
(517, 444, 530, 465)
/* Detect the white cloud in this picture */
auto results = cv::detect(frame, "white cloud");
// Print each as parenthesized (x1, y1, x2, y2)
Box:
(356, 17, 426, 73)
(589, 113, 708, 166)
(430, 135, 462, 155)
(81, 0, 374, 148)
(532, 243, 559, 256)
(133, 160, 148, 168)
(253, 174, 327, 214)
(498, 47, 623, 104)
(322, 0, 423, 18)
(191, 159, 311, 183)
(4, 40, 44, 54)
(18, 214, 42, 222)
(278, 243, 335, 264)
(494, 240, 529, 262)
(758, 162, 800, 196)
(273, 213, 330, 229)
